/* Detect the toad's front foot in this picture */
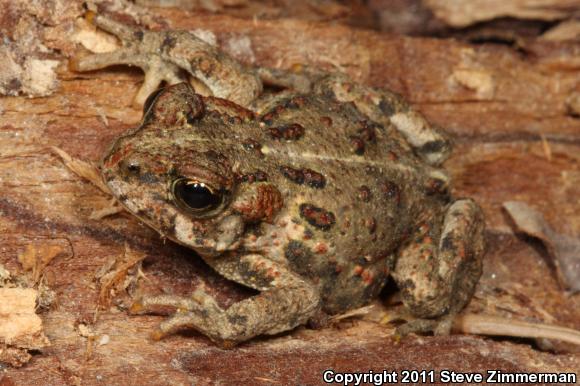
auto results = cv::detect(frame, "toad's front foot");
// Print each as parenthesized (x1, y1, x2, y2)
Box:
(128, 254, 321, 346)
(129, 289, 227, 342)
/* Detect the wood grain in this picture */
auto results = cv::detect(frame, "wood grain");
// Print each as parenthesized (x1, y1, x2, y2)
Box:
(0, 1, 579, 384)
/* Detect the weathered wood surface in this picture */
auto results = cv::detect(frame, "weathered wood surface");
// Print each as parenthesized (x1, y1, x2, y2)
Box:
(425, 0, 580, 27)
(1, 1, 579, 385)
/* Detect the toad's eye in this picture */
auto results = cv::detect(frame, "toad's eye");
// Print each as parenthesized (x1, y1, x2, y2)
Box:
(171, 178, 223, 214)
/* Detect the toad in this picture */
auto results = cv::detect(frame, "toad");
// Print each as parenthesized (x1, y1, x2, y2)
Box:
(72, 12, 485, 347)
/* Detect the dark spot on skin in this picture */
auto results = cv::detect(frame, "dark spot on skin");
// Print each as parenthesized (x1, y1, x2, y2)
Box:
(260, 101, 291, 123)
(379, 180, 401, 204)
(274, 105, 286, 115)
(378, 99, 395, 116)
(357, 186, 372, 202)
(238, 260, 273, 289)
(279, 166, 326, 189)
(399, 279, 416, 293)
(236, 170, 268, 183)
(358, 121, 377, 142)
(203, 150, 225, 165)
(279, 166, 304, 185)
(133, 30, 144, 41)
(227, 116, 242, 125)
(353, 256, 367, 266)
(420, 140, 446, 155)
(388, 151, 398, 161)
(118, 194, 128, 202)
(299, 203, 336, 231)
(261, 115, 274, 125)
(425, 177, 448, 195)
(441, 234, 454, 251)
(349, 136, 365, 155)
(159, 212, 177, 234)
(227, 314, 248, 326)
(285, 240, 314, 277)
(285, 96, 307, 109)
(268, 123, 305, 141)
(161, 34, 177, 50)
(139, 172, 158, 184)
(186, 111, 199, 124)
(303, 228, 314, 240)
(303, 169, 326, 189)
(320, 116, 333, 127)
(322, 87, 337, 101)
(280, 166, 326, 189)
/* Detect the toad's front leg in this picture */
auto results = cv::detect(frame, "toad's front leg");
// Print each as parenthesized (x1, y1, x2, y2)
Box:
(70, 12, 262, 107)
(131, 253, 321, 347)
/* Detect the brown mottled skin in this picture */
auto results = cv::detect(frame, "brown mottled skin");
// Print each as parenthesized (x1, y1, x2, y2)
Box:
(76, 13, 486, 346)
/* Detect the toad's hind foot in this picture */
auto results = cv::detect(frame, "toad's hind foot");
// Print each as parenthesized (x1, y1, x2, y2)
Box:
(393, 199, 485, 319)
(71, 12, 187, 106)
(71, 12, 262, 107)
(395, 314, 455, 337)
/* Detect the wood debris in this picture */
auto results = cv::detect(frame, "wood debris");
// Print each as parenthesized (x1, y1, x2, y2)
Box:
(0, 288, 50, 367)
(503, 201, 580, 292)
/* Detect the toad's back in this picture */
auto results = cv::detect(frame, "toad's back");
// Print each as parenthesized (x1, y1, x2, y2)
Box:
(141, 93, 451, 313)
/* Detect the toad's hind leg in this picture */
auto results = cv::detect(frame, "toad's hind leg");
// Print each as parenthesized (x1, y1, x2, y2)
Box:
(392, 199, 485, 334)
(70, 12, 187, 106)
(71, 12, 262, 107)
(312, 74, 452, 166)
(130, 253, 321, 347)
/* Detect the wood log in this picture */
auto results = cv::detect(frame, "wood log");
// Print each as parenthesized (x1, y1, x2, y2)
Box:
(0, 1, 578, 384)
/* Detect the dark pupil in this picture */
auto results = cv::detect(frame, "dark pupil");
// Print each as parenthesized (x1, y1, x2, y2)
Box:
(174, 179, 220, 211)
